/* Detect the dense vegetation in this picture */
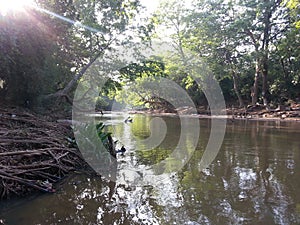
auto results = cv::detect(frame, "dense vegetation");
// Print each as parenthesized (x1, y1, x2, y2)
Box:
(0, 0, 299, 112)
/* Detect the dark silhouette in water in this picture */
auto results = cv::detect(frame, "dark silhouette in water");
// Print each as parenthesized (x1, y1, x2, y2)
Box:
(116, 145, 126, 155)
(107, 135, 117, 158)
(124, 116, 133, 123)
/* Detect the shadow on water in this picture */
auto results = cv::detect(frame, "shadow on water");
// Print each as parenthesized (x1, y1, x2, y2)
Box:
(1, 113, 300, 225)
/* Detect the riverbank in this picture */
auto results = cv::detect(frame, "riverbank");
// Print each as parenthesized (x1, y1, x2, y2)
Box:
(0, 104, 89, 199)
(129, 104, 300, 122)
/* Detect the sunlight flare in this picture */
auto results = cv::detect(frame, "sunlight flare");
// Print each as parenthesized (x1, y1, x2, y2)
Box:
(0, 0, 35, 16)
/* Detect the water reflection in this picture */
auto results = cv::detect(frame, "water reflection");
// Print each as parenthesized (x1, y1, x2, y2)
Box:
(1, 114, 300, 225)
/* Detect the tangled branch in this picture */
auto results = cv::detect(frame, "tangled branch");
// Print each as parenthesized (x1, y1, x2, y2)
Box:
(0, 106, 87, 199)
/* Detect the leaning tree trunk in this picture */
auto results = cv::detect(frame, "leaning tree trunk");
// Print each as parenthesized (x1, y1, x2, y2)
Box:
(43, 51, 102, 101)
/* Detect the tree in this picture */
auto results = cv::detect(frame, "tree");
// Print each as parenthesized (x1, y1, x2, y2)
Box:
(269, 22, 300, 103)
(0, 0, 151, 111)
(39, 0, 149, 106)
(150, 1, 209, 107)
(184, 0, 245, 106)
(115, 60, 176, 111)
(0, 7, 70, 106)
(183, 0, 295, 106)
(285, 0, 300, 28)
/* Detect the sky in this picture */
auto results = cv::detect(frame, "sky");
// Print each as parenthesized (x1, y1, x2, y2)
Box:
(139, 0, 160, 15)
(139, 0, 194, 16)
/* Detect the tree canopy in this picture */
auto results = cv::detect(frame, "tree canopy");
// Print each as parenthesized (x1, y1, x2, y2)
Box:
(0, 0, 299, 112)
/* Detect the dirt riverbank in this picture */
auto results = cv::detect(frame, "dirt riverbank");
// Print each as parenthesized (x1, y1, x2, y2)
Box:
(129, 104, 300, 122)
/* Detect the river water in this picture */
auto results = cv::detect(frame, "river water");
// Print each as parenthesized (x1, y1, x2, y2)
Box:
(1, 113, 300, 225)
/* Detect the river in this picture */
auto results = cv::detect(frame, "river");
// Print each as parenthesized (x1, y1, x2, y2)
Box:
(1, 113, 300, 225)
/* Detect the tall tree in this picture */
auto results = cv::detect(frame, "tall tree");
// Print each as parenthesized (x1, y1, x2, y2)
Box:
(0, 0, 151, 110)
(285, 0, 300, 27)
(152, 1, 209, 106)
(185, 0, 292, 106)
(40, 0, 147, 105)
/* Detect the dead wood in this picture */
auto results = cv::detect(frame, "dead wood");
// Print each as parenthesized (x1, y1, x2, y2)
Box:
(0, 105, 89, 199)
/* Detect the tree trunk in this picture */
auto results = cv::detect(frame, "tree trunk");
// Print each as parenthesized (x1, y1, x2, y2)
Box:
(232, 71, 244, 107)
(262, 59, 268, 106)
(261, 1, 273, 106)
(251, 60, 260, 105)
(42, 51, 103, 103)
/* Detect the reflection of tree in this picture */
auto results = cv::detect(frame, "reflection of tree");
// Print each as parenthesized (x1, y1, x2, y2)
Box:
(108, 115, 300, 224)
(131, 115, 152, 139)
(176, 120, 300, 224)
(4, 118, 300, 224)
(136, 148, 172, 165)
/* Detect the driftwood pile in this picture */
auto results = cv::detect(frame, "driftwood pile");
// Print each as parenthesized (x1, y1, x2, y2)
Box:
(0, 106, 86, 199)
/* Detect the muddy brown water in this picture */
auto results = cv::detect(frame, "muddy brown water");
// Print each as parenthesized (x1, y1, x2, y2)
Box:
(1, 114, 300, 225)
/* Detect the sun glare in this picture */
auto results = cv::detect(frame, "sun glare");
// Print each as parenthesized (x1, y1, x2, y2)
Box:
(0, 0, 35, 16)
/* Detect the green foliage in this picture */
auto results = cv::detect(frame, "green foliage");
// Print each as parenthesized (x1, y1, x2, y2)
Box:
(74, 121, 116, 161)
(152, 0, 299, 107)
(285, 0, 300, 28)
(95, 122, 112, 143)
(0, 10, 67, 105)
(0, 0, 149, 110)
(268, 27, 300, 103)
(119, 60, 167, 82)
(115, 59, 174, 110)
(1, 0, 298, 110)
(66, 122, 112, 147)
(112, 0, 299, 108)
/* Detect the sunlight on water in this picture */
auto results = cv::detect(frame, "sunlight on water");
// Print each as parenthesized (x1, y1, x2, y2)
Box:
(1, 114, 300, 224)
